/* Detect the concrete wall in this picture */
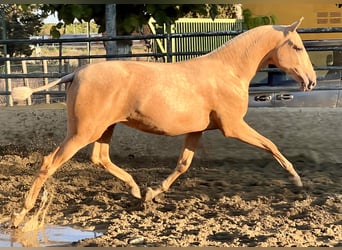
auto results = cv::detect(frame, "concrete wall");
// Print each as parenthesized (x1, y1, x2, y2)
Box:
(1, 104, 341, 164)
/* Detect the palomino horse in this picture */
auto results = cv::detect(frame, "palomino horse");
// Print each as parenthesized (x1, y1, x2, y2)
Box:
(11, 18, 316, 227)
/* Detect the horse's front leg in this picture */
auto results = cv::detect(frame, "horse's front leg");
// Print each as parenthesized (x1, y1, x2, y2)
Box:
(145, 131, 202, 201)
(224, 119, 302, 187)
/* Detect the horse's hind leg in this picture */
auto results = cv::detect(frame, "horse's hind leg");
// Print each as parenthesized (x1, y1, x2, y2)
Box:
(90, 124, 141, 199)
(145, 131, 202, 201)
(12, 134, 90, 228)
(224, 120, 302, 187)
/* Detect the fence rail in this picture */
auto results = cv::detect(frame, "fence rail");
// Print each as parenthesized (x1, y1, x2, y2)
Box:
(1, 27, 342, 106)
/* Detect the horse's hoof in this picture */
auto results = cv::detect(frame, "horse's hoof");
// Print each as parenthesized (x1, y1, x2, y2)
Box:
(131, 186, 142, 199)
(145, 187, 158, 202)
(144, 187, 153, 202)
(290, 175, 303, 187)
(11, 213, 22, 229)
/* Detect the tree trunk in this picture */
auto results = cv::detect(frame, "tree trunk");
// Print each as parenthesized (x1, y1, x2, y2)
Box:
(105, 4, 117, 60)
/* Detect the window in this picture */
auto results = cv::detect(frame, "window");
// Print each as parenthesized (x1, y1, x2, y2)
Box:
(317, 12, 341, 25)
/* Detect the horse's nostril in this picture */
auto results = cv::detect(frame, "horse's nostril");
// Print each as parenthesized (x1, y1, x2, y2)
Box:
(308, 81, 316, 90)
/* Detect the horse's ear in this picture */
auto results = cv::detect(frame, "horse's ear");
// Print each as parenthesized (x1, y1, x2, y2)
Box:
(288, 17, 304, 32)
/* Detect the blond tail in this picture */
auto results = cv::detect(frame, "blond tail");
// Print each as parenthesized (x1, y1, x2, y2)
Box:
(11, 87, 33, 101)
(11, 73, 74, 101)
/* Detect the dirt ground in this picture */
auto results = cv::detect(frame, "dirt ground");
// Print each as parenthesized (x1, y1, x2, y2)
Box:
(0, 104, 341, 247)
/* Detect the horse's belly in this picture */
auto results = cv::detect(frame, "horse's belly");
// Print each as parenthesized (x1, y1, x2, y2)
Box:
(122, 110, 210, 136)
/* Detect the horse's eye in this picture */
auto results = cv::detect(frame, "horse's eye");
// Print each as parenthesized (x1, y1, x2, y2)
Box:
(293, 45, 303, 51)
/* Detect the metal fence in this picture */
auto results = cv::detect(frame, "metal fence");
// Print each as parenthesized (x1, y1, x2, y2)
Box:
(148, 18, 244, 62)
(1, 27, 342, 106)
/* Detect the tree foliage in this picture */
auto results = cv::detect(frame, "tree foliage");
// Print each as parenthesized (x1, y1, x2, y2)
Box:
(41, 4, 274, 38)
(0, 4, 274, 58)
(41, 4, 241, 37)
(242, 9, 277, 29)
(41, 4, 105, 37)
(0, 4, 47, 56)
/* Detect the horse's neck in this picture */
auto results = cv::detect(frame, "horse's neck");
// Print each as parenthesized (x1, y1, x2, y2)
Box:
(207, 26, 282, 83)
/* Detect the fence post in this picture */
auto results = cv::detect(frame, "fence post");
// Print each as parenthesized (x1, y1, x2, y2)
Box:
(58, 42, 63, 74)
(43, 60, 50, 104)
(64, 59, 70, 73)
(105, 4, 117, 61)
(21, 59, 32, 105)
(166, 33, 172, 63)
(5, 55, 13, 106)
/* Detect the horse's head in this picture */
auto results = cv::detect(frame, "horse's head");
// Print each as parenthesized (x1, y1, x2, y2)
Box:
(270, 17, 317, 91)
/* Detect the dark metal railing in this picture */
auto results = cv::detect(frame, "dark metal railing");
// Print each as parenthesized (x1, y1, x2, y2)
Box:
(1, 27, 342, 106)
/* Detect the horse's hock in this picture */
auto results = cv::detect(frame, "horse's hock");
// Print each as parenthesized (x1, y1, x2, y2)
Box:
(1, 105, 341, 163)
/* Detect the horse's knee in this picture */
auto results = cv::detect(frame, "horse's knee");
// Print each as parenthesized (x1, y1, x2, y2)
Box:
(34, 160, 51, 181)
(91, 156, 111, 171)
(24, 198, 36, 211)
(38, 161, 56, 179)
(176, 159, 190, 174)
(91, 150, 111, 167)
(39, 148, 61, 173)
(90, 155, 101, 165)
(41, 154, 53, 166)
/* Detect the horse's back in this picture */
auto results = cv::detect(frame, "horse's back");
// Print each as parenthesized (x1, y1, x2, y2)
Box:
(67, 60, 217, 136)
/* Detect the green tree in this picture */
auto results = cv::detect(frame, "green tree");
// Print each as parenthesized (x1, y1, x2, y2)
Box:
(0, 4, 47, 56)
(40, 4, 243, 57)
(242, 9, 276, 29)
(41, 4, 230, 37)
(41, 4, 105, 37)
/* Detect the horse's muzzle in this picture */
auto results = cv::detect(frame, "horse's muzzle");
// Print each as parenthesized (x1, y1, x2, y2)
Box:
(306, 80, 316, 91)
(302, 80, 316, 91)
